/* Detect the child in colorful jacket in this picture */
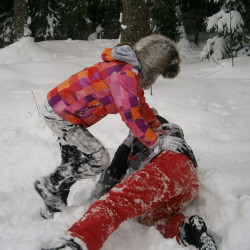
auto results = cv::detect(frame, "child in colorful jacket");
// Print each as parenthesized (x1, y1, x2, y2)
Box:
(34, 34, 181, 219)
(41, 114, 217, 250)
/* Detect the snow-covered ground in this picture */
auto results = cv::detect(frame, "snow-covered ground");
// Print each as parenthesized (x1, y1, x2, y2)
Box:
(0, 37, 250, 250)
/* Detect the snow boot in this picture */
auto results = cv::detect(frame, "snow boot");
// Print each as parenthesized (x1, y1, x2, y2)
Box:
(34, 176, 67, 219)
(179, 215, 217, 250)
(41, 236, 87, 250)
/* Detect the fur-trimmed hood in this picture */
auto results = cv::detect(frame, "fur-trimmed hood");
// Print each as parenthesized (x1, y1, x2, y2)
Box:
(133, 34, 181, 89)
(101, 36, 180, 90)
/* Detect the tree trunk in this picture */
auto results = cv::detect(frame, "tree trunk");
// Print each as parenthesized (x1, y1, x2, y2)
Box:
(13, 0, 29, 41)
(194, 31, 199, 45)
(121, 0, 150, 45)
(229, 4, 234, 67)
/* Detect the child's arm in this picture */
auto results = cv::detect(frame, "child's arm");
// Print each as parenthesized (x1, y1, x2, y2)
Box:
(138, 88, 162, 129)
(108, 69, 158, 148)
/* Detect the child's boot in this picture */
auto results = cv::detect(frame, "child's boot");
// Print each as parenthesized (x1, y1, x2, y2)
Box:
(34, 175, 68, 219)
(179, 215, 217, 250)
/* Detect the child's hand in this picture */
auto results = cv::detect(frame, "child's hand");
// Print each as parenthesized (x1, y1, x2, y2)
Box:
(153, 135, 186, 154)
(153, 128, 167, 136)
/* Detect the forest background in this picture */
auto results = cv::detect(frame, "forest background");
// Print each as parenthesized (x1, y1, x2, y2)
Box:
(1, 0, 249, 60)
(0, 1, 250, 249)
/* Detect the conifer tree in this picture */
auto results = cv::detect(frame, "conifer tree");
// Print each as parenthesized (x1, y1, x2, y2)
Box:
(201, 0, 249, 64)
(85, 0, 105, 38)
(29, 0, 61, 41)
(60, 0, 88, 40)
(180, 0, 220, 45)
(102, 0, 121, 39)
(0, 0, 14, 47)
(151, 0, 182, 42)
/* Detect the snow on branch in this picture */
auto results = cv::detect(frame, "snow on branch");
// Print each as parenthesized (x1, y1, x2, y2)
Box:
(201, 1, 249, 63)
(206, 9, 243, 33)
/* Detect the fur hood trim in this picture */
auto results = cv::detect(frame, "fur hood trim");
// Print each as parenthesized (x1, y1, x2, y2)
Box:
(133, 34, 181, 89)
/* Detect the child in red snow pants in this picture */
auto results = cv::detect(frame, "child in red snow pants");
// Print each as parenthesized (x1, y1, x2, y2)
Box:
(69, 151, 199, 250)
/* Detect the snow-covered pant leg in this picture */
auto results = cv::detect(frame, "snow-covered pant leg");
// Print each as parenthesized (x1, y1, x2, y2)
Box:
(39, 100, 110, 195)
(50, 144, 83, 204)
(138, 164, 199, 243)
(68, 151, 199, 250)
(139, 193, 198, 243)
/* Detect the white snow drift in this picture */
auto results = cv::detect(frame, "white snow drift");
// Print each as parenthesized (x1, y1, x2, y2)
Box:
(0, 37, 250, 250)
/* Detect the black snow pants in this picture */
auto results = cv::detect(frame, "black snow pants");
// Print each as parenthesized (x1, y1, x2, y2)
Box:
(40, 100, 110, 203)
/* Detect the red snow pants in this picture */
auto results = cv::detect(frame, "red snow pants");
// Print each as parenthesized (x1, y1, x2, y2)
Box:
(69, 151, 199, 250)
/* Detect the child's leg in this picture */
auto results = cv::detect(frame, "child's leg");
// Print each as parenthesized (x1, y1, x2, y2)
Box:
(156, 213, 186, 243)
(69, 152, 198, 250)
(138, 166, 199, 243)
(41, 99, 110, 176)
(35, 101, 110, 217)
(46, 119, 110, 176)
(59, 143, 82, 165)
(34, 125, 110, 217)
(139, 166, 199, 242)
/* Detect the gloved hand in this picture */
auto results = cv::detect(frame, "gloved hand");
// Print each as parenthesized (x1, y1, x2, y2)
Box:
(153, 135, 187, 154)
(162, 123, 184, 138)
(153, 127, 167, 136)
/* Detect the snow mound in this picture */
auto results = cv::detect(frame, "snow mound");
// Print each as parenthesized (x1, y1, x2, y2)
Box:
(177, 37, 200, 61)
(0, 38, 250, 250)
(0, 37, 60, 64)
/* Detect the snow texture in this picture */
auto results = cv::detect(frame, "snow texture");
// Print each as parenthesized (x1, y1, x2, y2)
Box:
(206, 10, 243, 33)
(200, 36, 227, 61)
(0, 37, 250, 250)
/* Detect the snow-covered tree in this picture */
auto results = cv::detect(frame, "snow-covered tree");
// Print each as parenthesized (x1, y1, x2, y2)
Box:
(60, 0, 90, 40)
(180, 0, 221, 45)
(29, 0, 61, 41)
(201, 0, 249, 64)
(0, 0, 14, 47)
(86, 0, 121, 40)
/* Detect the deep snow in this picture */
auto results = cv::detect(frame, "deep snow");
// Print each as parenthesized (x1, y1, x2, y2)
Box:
(0, 37, 250, 250)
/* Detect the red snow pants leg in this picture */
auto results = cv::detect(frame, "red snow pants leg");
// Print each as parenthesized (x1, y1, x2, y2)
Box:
(69, 152, 199, 250)
(139, 161, 199, 244)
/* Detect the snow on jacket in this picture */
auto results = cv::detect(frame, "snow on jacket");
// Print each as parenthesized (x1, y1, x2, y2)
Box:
(47, 46, 161, 147)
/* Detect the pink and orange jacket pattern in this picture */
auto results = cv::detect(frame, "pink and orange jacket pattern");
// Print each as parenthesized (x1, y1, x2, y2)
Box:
(47, 47, 160, 147)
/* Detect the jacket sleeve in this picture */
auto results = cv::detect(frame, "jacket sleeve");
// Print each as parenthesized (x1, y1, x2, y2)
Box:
(138, 88, 162, 129)
(108, 69, 158, 148)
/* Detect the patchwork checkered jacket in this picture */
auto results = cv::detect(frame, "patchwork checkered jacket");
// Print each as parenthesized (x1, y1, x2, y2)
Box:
(47, 47, 161, 147)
